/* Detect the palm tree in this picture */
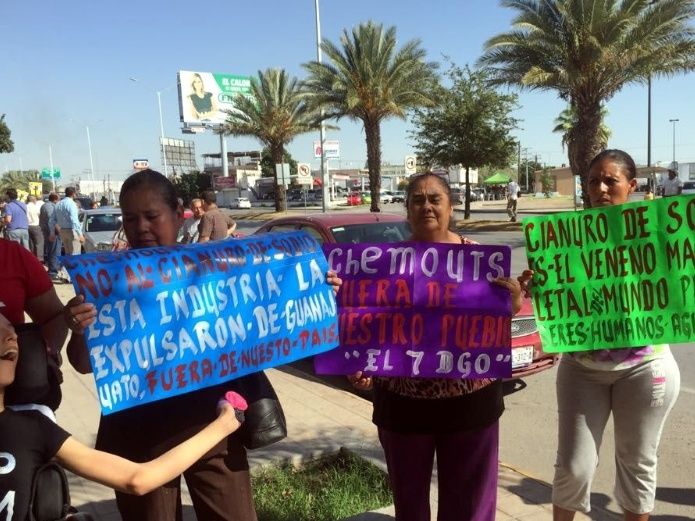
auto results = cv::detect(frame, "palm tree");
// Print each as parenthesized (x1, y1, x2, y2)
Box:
(553, 104, 611, 151)
(223, 68, 321, 212)
(479, 0, 695, 206)
(0, 114, 14, 154)
(303, 21, 438, 212)
(0, 170, 40, 194)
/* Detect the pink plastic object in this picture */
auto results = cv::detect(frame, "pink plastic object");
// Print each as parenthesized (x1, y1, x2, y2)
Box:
(223, 391, 248, 411)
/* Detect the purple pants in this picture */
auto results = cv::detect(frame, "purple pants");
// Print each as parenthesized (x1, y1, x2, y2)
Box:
(378, 421, 499, 521)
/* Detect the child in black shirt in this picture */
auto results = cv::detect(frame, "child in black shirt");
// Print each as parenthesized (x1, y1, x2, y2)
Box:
(0, 313, 245, 521)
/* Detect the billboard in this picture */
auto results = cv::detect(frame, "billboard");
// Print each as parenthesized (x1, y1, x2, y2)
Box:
(178, 71, 253, 127)
(161, 138, 197, 176)
(314, 140, 340, 159)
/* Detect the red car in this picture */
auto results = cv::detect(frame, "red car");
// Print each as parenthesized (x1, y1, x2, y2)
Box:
(346, 192, 362, 206)
(255, 213, 557, 379)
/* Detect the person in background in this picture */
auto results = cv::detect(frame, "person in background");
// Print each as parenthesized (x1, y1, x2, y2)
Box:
(26, 195, 44, 262)
(39, 193, 62, 282)
(0, 311, 245, 521)
(3, 188, 30, 249)
(65, 170, 258, 521)
(99, 195, 109, 207)
(89, 199, 99, 209)
(350, 172, 527, 521)
(506, 178, 521, 222)
(662, 169, 683, 197)
(0, 237, 67, 367)
(49, 186, 84, 256)
(182, 198, 204, 243)
(550, 150, 680, 521)
(198, 190, 236, 243)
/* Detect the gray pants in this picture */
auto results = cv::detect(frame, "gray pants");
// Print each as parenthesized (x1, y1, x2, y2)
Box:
(29, 225, 44, 261)
(552, 354, 680, 514)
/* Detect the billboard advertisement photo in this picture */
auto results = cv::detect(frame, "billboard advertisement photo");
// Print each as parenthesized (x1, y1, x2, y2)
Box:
(178, 71, 252, 127)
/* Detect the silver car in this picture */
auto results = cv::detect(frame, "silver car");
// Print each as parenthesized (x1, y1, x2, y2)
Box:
(80, 208, 122, 252)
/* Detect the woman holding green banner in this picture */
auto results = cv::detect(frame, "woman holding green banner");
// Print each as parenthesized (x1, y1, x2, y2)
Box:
(64, 170, 259, 521)
(350, 172, 528, 521)
(551, 150, 681, 521)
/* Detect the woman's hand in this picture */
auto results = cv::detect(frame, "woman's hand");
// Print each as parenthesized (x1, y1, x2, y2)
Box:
(517, 269, 534, 299)
(64, 295, 97, 335)
(327, 270, 342, 295)
(348, 371, 373, 391)
(216, 392, 246, 434)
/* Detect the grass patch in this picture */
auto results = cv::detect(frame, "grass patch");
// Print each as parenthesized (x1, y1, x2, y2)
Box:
(252, 450, 392, 521)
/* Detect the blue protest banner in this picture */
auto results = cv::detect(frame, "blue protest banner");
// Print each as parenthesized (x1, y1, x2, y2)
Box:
(61, 231, 339, 415)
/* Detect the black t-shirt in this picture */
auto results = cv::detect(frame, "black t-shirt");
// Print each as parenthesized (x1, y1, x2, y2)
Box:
(0, 409, 70, 521)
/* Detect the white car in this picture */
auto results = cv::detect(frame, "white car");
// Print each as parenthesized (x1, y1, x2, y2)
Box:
(231, 197, 251, 209)
(682, 181, 695, 195)
(80, 208, 122, 252)
(379, 191, 394, 203)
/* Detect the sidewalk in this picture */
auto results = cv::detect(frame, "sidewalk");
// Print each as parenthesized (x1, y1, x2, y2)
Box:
(52, 285, 615, 521)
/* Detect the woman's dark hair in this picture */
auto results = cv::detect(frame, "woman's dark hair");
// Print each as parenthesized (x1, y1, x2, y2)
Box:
(119, 169, 179, 211)
(404, 172, 452, 208)
(5, 188, 17, 200)
(589, 149, 637, 180)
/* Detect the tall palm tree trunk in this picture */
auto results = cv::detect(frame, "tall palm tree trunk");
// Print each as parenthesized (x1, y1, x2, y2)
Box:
(271, 144, 287, 213)
(568, 98, 603, 208)
(365, 119, 382, 213)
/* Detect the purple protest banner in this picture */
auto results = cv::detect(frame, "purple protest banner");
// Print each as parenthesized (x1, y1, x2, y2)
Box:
(314, 242, 513, 378)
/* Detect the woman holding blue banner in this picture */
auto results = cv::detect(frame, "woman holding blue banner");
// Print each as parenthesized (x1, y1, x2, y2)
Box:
(350, 172, 527, 521)
(65, 170, 258, 521)
(551, 150, 680, 521)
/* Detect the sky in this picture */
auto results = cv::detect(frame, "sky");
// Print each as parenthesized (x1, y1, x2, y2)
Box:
(1, 0, 694, 185)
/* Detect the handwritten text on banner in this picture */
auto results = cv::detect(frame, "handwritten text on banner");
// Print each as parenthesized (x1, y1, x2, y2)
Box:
(314, 242, 513, 378)
(62, 232, 339, 415)
(523, 195, 695, 352)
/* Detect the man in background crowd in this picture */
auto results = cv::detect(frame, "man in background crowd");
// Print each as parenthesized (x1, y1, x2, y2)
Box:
(3, 188, 30, 248)
(40, 192, 62, 282)
(182, 198, 204, 243)
(506, 178, 521, 222)
(662, 169, 683, 197)
(26, 195, 44, 261)
(50, 186, 84, 255)
(198, 190, 236, 243)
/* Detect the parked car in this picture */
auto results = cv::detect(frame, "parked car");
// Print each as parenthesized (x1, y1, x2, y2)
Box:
(80, 208, 122, 252)
(391, 191, 406, 203)
(379, 191, 394, 204)
(254, 213, 558, 379)
(360, 192, 372, 205)
(231, 197, 251, 209)
(347, 192, 362, 206)
(682, 181, 695, 195)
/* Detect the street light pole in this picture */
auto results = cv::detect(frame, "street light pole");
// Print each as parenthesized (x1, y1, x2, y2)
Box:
(86, 126, 96, 196)
(669, 118, 679, 167)
(314, 0, 328, 213)
(48, 144, 56, 192)
(157, 90, 168, 176)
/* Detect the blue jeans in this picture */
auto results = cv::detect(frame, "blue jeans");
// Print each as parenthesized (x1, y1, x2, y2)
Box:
(43, 230, 61, 276)
(7, 228, 30, 250)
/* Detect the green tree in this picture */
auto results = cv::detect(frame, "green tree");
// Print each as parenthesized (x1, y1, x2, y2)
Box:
(303, 21, 438, 212)
(171, 171, 212, 206)
(410, 64, 518, 219)
(0, 114, 14, 154)
(0, 169, 41, 194)
(260, 147, 298, 180)
(553, 105, 611, 151)
(223, 68, 321, 212)
(479, 0, 695, 207)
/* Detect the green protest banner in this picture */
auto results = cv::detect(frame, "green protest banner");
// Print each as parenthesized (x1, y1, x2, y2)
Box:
(523, 195, 695, 352)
